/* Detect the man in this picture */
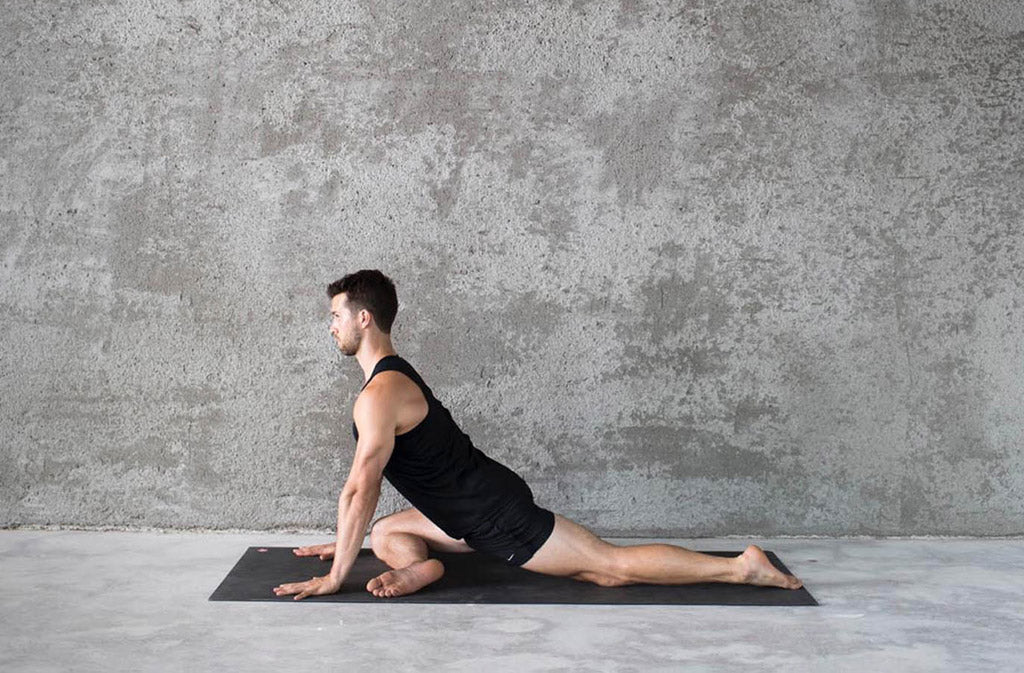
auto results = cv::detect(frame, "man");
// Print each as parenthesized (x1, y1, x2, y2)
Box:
(274, 270, 803, 600)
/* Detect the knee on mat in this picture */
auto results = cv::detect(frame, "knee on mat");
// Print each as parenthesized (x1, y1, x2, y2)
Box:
(581, 552, 632, 587)
(578, 570, 631, 587)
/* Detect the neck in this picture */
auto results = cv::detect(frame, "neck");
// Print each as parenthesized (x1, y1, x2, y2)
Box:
(355, 337, 398, 384)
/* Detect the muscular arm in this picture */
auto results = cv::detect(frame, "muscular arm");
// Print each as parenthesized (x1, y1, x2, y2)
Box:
(328, 387, 396, 583)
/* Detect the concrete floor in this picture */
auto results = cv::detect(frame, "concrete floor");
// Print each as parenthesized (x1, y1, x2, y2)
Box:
(1, 530, 1021, 672)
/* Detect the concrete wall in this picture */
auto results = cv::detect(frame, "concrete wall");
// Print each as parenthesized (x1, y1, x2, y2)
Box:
(2, 0, 1022, 536)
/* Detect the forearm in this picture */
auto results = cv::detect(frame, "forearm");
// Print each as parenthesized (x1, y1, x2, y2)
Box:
(328, 486, 380, 582)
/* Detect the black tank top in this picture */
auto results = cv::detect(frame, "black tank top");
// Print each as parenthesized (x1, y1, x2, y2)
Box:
(352, 354, 532, 539)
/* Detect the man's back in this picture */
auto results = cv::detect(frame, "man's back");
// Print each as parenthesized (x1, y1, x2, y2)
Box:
(352, 354, 536, 540)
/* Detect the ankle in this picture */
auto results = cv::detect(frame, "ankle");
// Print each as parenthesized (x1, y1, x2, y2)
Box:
(409, 557, 443, 572)
(732, 554, 751, 584)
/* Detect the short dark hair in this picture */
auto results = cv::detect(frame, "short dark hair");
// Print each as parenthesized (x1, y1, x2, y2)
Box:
(326, 269, 398, 334)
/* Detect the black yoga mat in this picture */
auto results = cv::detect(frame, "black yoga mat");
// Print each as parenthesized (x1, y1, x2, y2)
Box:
(209, 547, 817, 606)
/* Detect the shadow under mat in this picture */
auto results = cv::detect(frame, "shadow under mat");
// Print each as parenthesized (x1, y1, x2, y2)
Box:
(209, 547, 817, 606)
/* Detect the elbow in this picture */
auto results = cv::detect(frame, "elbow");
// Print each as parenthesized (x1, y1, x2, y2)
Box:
(341, 479, 381, 502)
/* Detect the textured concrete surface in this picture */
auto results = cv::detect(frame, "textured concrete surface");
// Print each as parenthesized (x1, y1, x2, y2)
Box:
(1, 1, 1023, 534)
(2, 530, 1023, 672)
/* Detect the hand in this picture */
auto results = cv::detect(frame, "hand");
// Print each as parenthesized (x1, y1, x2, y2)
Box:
(292, 542, 336, 560)
(273, 574, 343, 601)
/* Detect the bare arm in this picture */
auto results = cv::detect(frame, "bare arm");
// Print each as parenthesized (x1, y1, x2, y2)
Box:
(328, 388, 396, 583)
(328, 481, 381, 581)
(274, 386, 396, 599)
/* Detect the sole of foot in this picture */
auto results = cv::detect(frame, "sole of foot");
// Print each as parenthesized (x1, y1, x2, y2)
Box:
(365, 558, 445, 598)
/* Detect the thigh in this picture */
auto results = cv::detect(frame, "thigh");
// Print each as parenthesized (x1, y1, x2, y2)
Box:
(371, 507, 475, 554)
(519, 512, 620, 579)
(462, 500, 556, 567)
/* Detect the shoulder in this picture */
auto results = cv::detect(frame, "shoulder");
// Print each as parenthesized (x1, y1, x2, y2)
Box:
(353, 388, 395, 442)
(360, 370, 418, 401)
(353, 373, 408, 420)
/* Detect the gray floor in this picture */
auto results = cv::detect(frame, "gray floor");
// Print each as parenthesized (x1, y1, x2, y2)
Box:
(1, 530, 1021, 672)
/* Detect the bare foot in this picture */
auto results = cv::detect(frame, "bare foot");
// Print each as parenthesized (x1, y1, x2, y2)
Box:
(736, 545, 803, 590)
(365, 558, 445, 598)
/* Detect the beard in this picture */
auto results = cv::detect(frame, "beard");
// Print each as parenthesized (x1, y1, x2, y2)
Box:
(338, 332, 360, 356)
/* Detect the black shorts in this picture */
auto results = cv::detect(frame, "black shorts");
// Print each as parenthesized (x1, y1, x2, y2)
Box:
(463, 496, 556, 567)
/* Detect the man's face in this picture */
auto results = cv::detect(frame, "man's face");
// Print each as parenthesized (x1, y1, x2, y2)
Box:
(329, 294, 361, 356)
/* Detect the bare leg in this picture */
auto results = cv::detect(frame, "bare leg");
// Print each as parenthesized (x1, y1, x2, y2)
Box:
(521, 513, 802, 589)
(616, 542, 803, 589)
(364, 508, 475, 598)
(366, 530, 446, 598)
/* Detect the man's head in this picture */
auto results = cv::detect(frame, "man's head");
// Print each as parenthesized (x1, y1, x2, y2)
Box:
(326, 270, 398, 356)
